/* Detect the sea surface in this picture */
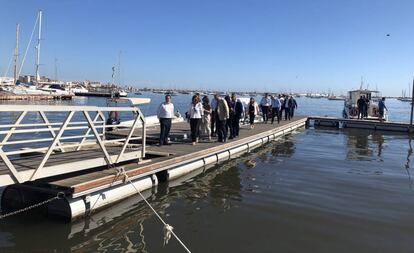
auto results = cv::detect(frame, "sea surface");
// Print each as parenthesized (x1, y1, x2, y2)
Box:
(0, 93, 414, 252)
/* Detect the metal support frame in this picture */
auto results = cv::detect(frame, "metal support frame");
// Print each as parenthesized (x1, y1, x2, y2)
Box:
(39, 111, 65, 153)
(30, 111, 75, 180)
(0, 104, 147, 185)
(83, 110, 113, 165)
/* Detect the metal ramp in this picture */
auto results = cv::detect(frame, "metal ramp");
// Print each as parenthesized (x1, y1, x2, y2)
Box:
(0, 104, 146, 186)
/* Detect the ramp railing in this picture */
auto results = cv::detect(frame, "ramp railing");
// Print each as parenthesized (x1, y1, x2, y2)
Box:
(0, 105, 146, 185)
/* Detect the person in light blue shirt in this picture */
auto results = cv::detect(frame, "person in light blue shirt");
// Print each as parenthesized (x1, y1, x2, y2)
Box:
(378, 97, 387, 122)
(271, 94, 281, 124)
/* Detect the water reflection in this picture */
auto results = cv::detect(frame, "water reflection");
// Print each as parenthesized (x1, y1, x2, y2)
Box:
(346, 130, 384, 161)
(270, 136, 295, 158)
(4, 125, 414, 252)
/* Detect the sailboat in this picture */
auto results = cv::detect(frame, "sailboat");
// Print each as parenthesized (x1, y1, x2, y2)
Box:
(112, 51, 128, 97)
(398, 84, 412, 102)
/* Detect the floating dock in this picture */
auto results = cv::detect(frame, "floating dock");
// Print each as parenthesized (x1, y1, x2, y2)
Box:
(0, 92, 73, 100)
(307, 116, 414, 132)
(0, 104, 306, 221)
(4, 107, 414, 222)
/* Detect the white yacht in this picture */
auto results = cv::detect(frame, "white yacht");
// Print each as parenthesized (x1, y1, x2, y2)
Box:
(70, 85, 89, 95)
(39, 84, 74, 95)
(118, 89, 128, 97)
(0, 84, 49, 95)
(342, 89, 388, 121)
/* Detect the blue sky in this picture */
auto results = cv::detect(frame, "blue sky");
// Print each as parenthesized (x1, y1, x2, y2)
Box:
(1, 0, 414, 95)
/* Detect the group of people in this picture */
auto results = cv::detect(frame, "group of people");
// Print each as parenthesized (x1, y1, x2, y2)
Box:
(256, 93, 298, 125)
(156, 92, 299, 146)
(209, 93, 244, 143)
(357, 95, 371, 119)
(356, 95, 388, 121)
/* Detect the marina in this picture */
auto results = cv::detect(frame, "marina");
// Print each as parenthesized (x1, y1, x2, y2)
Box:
(0, 102, 305, 220)
(2, 1, 414, 252)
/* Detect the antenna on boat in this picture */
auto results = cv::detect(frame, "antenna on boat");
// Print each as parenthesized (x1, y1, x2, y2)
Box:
(13, 23, 20, 85)
(360, 76, 363, 90)
(35, 10, 42, 84)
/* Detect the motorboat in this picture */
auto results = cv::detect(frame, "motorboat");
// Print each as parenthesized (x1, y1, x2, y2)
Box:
(117, 89, 128, 97)
(70, 85, 89, 95)
(327, 95, 346, 101)
(0, 83, 50, 95)
(39, 84, 74, 95)
(342, 89, 387, 121)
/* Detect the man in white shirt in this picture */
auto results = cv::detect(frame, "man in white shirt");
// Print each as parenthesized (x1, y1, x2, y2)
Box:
(271, 94, 281, 124)
(157, 95, 174, 145)
(260, 93, 271, 123)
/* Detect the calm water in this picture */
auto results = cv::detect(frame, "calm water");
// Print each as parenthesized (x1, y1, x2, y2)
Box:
(1, 94, 414, 252)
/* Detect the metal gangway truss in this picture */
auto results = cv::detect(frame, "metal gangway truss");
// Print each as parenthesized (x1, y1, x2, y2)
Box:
(0, 104, 146, 186)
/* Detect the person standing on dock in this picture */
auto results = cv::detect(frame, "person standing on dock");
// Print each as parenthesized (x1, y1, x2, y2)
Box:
(200, 95, 212, 140)
(248, 97, 260, 129)
(279, 95, 285, 121)
(364, 96, 370, 118)
(225, 95, 235, 139)
(210, 95, 218, 137)
(357, 95, 365, 119)
(157, 94, 174, 146)
(284, 96, 291, 120)
(215, 94, 229, 142)
(232, 94, 244, 138)
(260, 93, 271, 123)
(271, 94, 281, 124)
(378, 97, 388, 122)
(188, 95, 204, 145)
(288, 96, 298, 119)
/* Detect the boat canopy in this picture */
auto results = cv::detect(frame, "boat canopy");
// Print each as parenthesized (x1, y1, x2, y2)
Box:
(347, 89, 380, 105)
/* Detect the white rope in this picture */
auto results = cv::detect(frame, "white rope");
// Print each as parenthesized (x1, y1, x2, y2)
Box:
(18, 12, 39, 77)
(117, 167, 191, 253)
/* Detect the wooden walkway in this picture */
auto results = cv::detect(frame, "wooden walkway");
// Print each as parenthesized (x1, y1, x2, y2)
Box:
(45, 117, 306, 196)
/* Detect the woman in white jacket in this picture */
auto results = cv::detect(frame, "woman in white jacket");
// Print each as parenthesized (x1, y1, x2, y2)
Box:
(188, 95, 204, 145)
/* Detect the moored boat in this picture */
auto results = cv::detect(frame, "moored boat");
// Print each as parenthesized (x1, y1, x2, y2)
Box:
(342, 89, 388, 121)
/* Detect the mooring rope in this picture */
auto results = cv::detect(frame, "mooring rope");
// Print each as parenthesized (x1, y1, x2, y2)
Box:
(116, 167, 191, 253)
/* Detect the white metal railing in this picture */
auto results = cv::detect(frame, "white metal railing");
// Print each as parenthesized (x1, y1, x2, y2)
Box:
(0, 104, 146, 184)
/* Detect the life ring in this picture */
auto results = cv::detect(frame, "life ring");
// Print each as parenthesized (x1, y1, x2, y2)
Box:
(372, 107, 378, 117)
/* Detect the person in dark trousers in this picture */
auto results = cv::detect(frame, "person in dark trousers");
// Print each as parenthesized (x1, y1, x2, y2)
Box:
(225, 95, 235, 139)
(364, 96, 370, 118)
(279, 95, 285, 121)
(260, 93, 271, 123)
(378, 97, 387, 122)
(289, 96, 298, 119)
(232, 94, 244, 137)
(215, 94, 229, 142)
(271, 94, 281, 124)
(188, 95, 203, 145)
(284, 96, 290, 120)
(157, 95, 174, 146)
(357, 95, 365, 119)
(210, 95, 218, 137)
(248, 97, 259, 129)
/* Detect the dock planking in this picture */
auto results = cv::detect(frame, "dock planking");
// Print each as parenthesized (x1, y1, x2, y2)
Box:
(45, 117, 307, 195)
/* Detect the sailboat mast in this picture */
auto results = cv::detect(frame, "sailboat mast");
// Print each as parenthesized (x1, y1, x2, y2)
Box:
(13, 23, 20, 85)
(118, 50, 122, 87)
(35, 10, 42, 83)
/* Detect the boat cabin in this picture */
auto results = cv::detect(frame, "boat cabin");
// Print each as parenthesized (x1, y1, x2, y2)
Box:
(343, 89, 386, 120)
